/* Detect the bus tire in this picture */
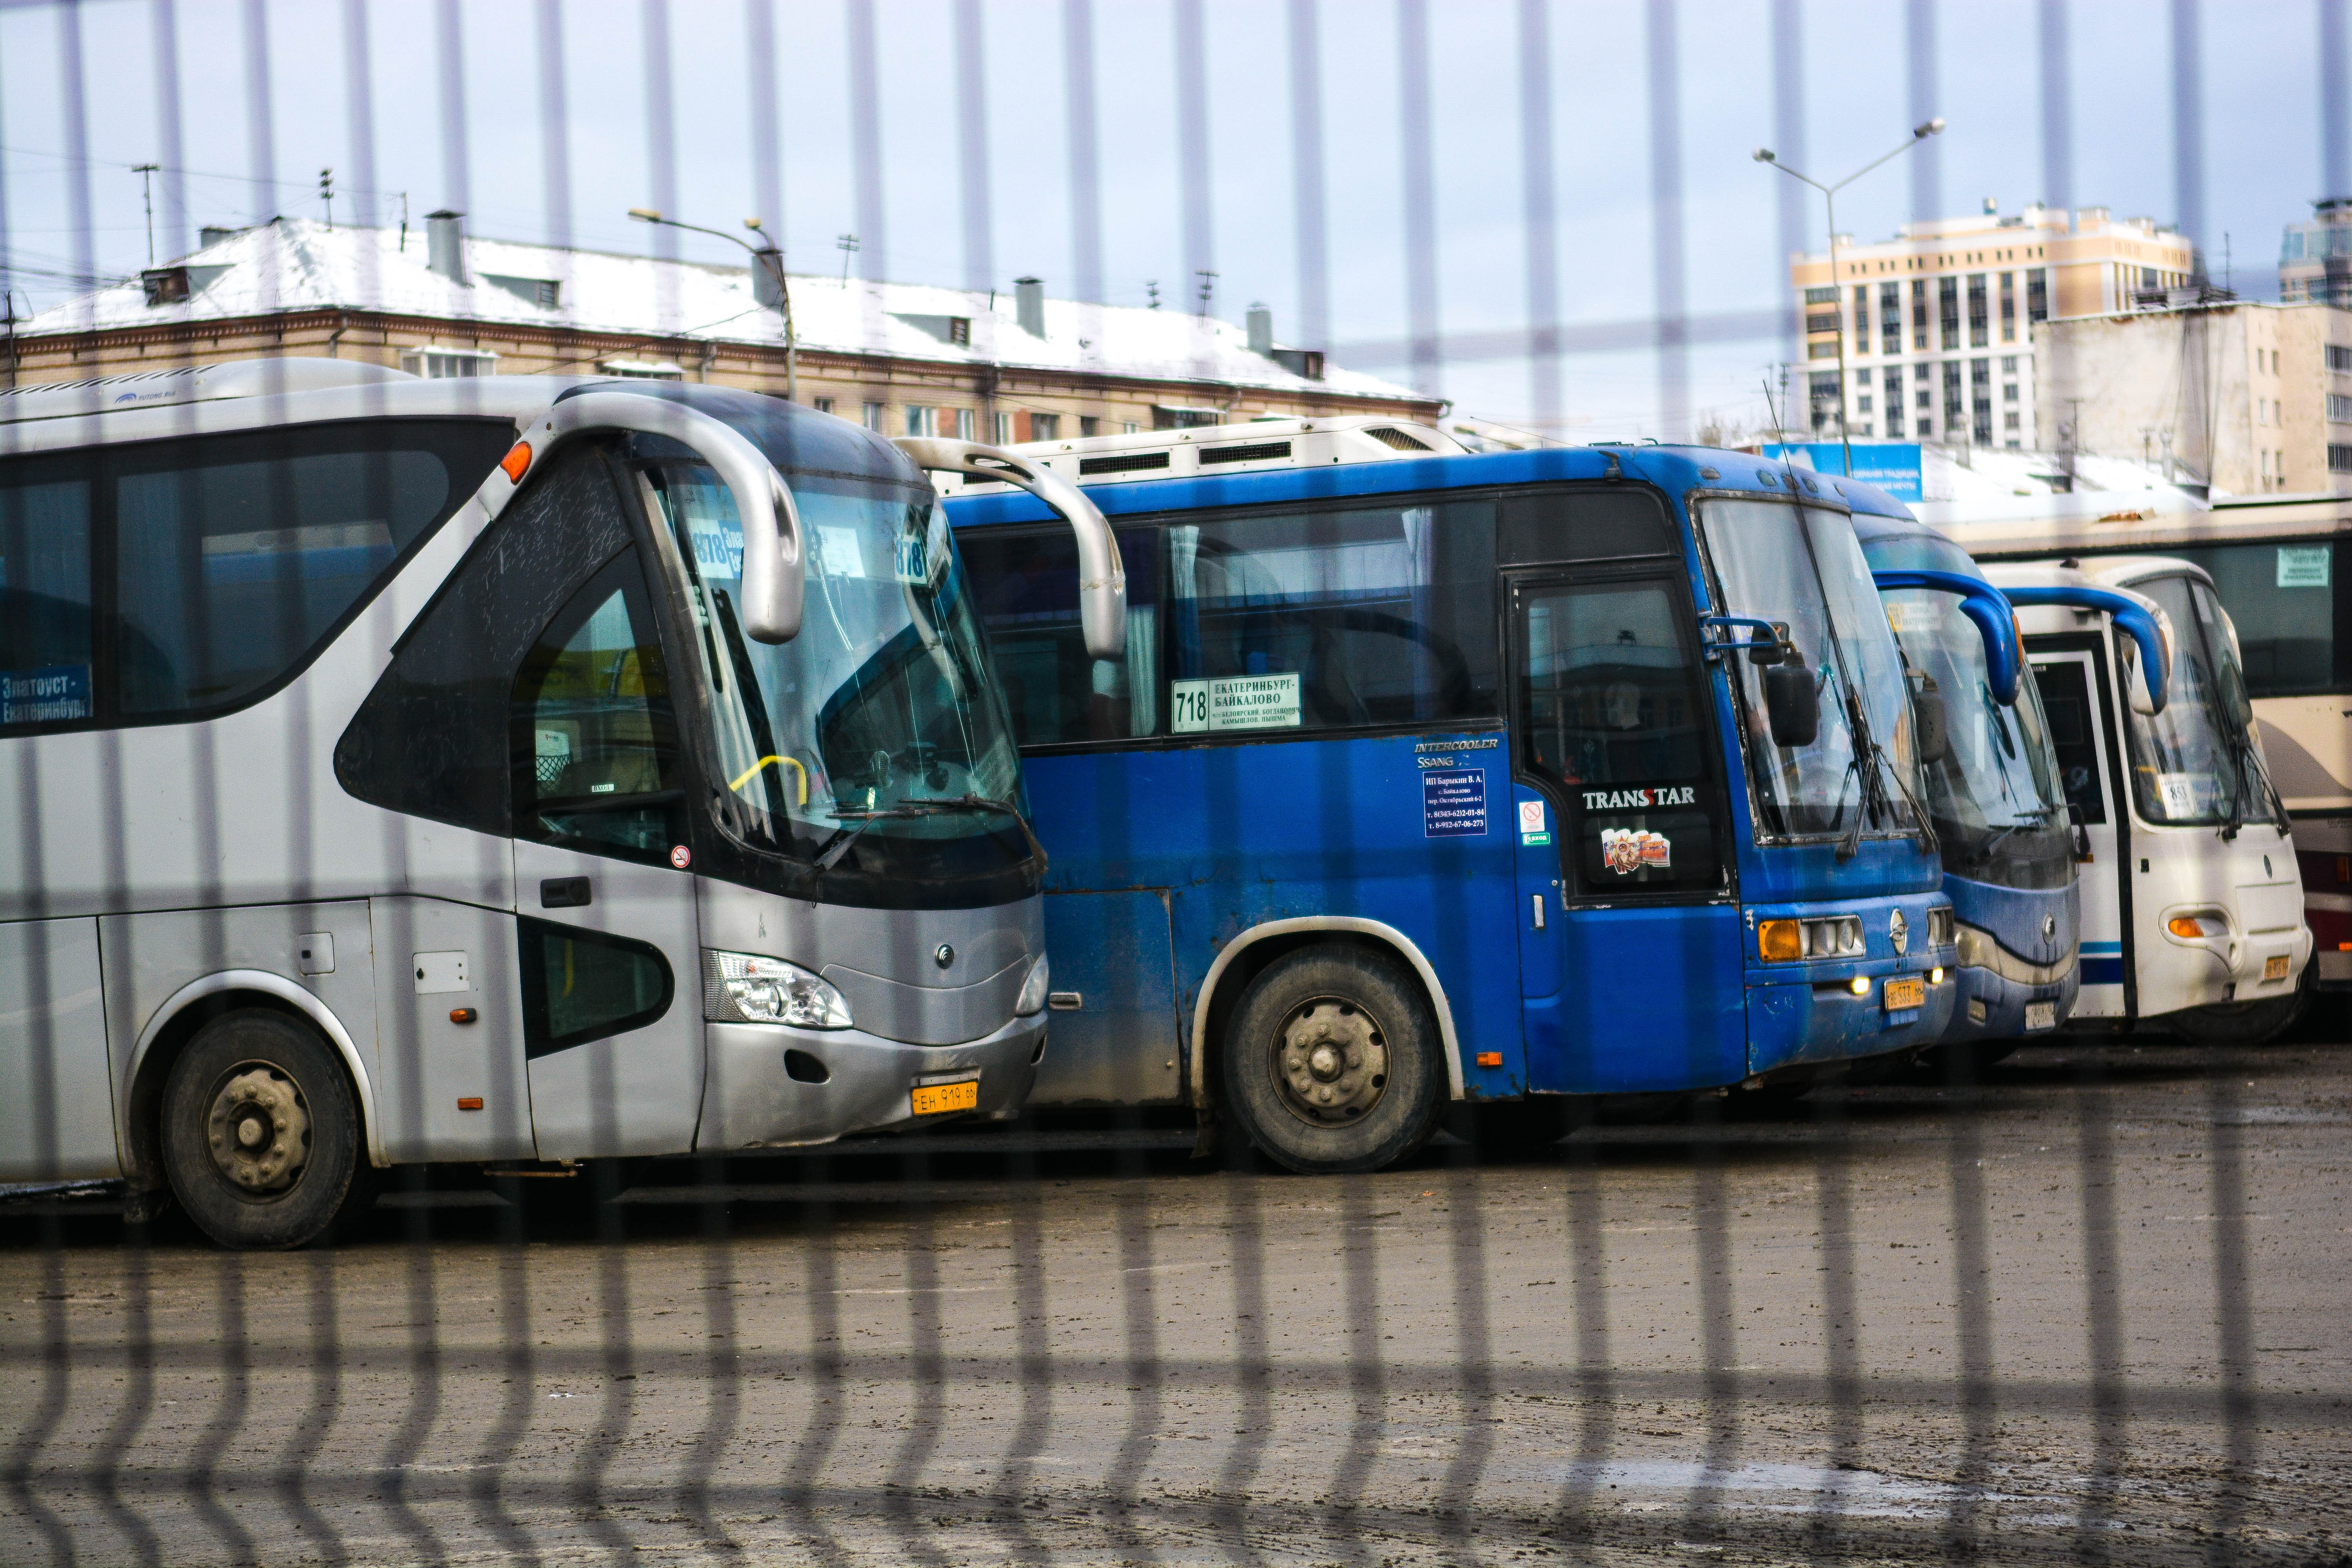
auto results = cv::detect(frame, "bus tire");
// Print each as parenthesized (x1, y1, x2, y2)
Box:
(159, 1009, 371, 1251)
(2166, 993, 2305, 1047)
(1221, 945, 1445, 1174)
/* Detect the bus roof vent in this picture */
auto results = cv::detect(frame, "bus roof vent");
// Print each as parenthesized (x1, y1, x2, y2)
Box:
(1197, 440, 1292, 465)
(1363, 425, 1432, 452)
(0, 356, 415, 424)
(1078, 450, 1172, 476)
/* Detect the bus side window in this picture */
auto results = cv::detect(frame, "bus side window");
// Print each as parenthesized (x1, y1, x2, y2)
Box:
(336, 445, 636, 837)
(510, 550, 686, 861)
(0, 473, 96, 728)
(960, 525, 1158, 745)
(2032, 659, 2107, 825)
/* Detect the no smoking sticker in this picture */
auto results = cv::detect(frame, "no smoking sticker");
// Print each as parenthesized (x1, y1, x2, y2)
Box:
(670, 844, 693, 869)
(1517, 799, 1551, 846)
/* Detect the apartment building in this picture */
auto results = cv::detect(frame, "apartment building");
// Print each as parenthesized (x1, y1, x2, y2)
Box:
(1788, 202, 2198, 451)
(2033, 299, 2352, 497)
(2, 214, 1436, 435)
(2279, 197, 2352, 303)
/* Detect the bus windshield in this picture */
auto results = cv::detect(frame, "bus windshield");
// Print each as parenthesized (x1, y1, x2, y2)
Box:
(1883, 586, 2070, 888)
(645, 460, 1029, 882)
(1699, 498, 1921, 842)
(2122, 573, 2280, 829)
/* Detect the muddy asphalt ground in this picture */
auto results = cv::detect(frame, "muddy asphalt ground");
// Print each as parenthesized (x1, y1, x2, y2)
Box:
(3, 1036, 2349, 1567)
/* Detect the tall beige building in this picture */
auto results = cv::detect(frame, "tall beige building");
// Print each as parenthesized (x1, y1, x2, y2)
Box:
(1788, 203, 2198, 450)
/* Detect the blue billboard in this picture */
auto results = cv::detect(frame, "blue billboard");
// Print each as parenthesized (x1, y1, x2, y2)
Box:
(1761, 442, 1923, 503)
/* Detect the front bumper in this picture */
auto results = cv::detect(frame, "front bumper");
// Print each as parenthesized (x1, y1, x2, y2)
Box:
(1746, 964, 1959, 1076)
(1947, 961, 2077, 1044)
(698, 1011, 1046, 1151)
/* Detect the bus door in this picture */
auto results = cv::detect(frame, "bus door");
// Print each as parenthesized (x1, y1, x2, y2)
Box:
(509, 544, 707, 1157)
(2031, 642, 2131, 1016)
(1508, 569, 1746, 1094)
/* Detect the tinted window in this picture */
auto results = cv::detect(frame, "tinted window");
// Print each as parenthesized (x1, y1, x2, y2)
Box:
(1498, 487, 1677, 565)
(961, 525, 1159, 744)
(1164, 499, 1497, 737)
(512, 550, 686, 860)
(0, 419, 509, 735)
(0, 474, 95, 724)
(1516, 577, 1719, 894)
(2080, 539, 2348, 697)
(517, 916, 673, 1058)
(2033, 658, 2107, 825)
(336, 446, 635, 836)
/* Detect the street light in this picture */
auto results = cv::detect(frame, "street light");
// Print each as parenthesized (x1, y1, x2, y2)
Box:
(1753, 119, 1945, 478)
(628, 207, 798, 402)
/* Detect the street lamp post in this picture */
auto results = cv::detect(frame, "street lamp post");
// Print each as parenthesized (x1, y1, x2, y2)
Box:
(1753, 120, 1945, 479)
(628, 208, 799, 402)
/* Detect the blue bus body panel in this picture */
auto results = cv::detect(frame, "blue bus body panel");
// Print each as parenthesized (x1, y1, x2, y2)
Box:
(1023, 730, 1530, 1100)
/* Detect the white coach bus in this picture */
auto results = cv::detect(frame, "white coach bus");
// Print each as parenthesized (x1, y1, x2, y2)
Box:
(0, 359, 1116, 1248)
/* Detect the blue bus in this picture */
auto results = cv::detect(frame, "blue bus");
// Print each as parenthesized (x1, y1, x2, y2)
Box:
(944, 439, 1958, 1171)
(1858, 512, 2080, 1056)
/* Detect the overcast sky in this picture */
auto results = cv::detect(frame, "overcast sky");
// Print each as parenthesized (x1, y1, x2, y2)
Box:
(0, 0, 2330, 440)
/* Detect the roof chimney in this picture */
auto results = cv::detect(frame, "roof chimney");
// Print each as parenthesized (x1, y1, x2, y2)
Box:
(1014, 276, 1045, 338)
(426, 209, 468, 284)
(1247, 303, 1274, 355)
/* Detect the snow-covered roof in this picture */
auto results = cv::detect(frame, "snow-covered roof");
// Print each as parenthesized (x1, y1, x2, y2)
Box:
(23, 218, 1422, 405)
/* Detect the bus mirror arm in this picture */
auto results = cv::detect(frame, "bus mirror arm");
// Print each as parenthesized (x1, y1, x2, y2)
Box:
(1869, 569, 2020, 705)
(532, 392, 804, 642)
(895, 437, 1127, 660)
(1998, 584, 2168, 714)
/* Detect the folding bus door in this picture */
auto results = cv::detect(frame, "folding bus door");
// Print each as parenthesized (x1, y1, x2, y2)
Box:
(2031, 643, 2131, 1017)
(1508, 569, 1746, 1095)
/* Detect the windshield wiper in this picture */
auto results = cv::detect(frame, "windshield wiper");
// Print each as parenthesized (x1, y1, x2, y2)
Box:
(812, 794, 1047, 873)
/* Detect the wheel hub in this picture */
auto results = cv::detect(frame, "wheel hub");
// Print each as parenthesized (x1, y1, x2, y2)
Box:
(1273, 999, 1389, 1126)
(205, 1065, 311, 1194)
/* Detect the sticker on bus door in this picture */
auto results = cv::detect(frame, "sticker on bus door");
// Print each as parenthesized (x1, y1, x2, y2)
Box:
(1424, 769, 1486, 838)
(1518, 799, 1551, 846)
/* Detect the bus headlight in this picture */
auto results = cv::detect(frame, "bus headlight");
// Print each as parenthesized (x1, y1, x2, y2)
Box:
(1014, 955, 1051, 1016)
(704, 951, 853, 1029)
(1758, 915, 1865, 961)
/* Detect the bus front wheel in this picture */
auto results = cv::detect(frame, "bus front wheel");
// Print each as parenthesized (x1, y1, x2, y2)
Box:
(1222, 946, 1445, 1174)
(160, 1009, 375, 1250)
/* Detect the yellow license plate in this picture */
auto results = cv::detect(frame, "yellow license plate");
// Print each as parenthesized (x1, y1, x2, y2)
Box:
(911, 1079, 979, 1116)
(2265, 954, 2290, 982)
(1882, 975, 1926, 1012)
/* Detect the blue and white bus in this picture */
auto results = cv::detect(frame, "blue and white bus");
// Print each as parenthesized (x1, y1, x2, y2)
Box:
(1857, 512, 2079, 1055)
(937, 430, 1958, 1171)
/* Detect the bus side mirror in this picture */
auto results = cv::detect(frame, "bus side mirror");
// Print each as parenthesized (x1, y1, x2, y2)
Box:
(2123, 639, 2161, 717)
(532, 391, 804, 642)
(1762, 657, 1819, 748)
(896, 437, 1128, 660)
(1913, 684, 1951, 764)
(2067, 800, 2092, 862)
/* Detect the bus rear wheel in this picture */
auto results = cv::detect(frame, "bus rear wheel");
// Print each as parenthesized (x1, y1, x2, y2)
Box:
(160, 1009, 373, 1250)
(1222, 946, 1444, 1174)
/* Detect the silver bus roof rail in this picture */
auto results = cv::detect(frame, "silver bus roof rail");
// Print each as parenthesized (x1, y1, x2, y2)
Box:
(896, 437, 1127, 660)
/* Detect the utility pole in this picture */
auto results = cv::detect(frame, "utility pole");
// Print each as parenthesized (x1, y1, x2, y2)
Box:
(319, 168, 334, 230)
(1195, 269, 1218, 316)
(837, 233, 860, 284)
(132, 163, 160, 265)
(1754, 119, 1947, 479)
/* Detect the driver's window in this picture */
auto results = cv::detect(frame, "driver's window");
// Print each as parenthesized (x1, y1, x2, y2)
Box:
(511, 549, 686, 860)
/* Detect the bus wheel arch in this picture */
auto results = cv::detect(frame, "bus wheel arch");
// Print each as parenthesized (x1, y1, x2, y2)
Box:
(1195, 921, 1468, 1152)
(125, 973, 383, 1195)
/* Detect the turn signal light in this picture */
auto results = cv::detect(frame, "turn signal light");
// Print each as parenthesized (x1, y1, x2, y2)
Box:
(499, 441, 532, 483)
(1758, 918, 1802, 961)
(2167, 913, 2226, 940)
(2168, 916, 2201, 938)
